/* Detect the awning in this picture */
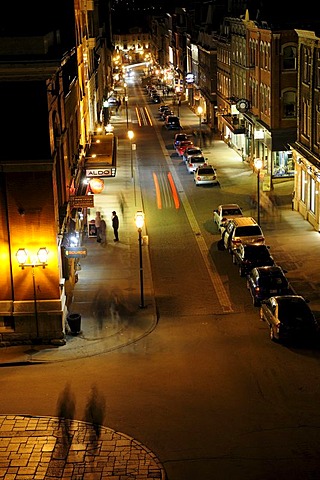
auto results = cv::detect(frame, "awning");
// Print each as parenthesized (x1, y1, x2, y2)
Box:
(221, 115, 246, 134)
(84, 133, 117, 177)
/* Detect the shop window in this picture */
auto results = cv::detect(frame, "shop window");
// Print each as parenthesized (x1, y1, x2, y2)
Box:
(310, 178, 316, 214)
(301, 170, 306, 203)
(0, 317, 14, 330)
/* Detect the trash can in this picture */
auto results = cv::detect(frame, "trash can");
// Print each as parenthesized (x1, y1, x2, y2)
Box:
(67, 313, 81, 335)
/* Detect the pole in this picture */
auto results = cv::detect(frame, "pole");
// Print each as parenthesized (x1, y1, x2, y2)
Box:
(31, 266, 39, 339)
(125, 95, 129, 129)
(130, 140, 133, 179)
(257, 169, 260, 225)
(138, 228, 145, 308)
(199, 113, 202, 148)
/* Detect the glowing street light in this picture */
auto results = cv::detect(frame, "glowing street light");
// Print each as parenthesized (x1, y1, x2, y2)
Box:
(135, 211, 145, 309)
(16, 247, 49, 341)
(254, 158, 263, 225)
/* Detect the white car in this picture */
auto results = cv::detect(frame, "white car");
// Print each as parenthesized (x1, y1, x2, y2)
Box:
(186, 154, 207, 173)
(194, 165, 219, 186)
(213, 203, 243, 231)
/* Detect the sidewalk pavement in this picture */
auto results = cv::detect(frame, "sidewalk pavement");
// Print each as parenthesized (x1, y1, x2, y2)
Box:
(0, 94, 319, 479)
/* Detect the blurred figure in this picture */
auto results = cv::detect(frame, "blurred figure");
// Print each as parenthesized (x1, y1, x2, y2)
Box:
(56, 383, 76, 443)
(84, 384, 106, 439)
(100, 216, 107, 245)
(95, 212, 102, 242)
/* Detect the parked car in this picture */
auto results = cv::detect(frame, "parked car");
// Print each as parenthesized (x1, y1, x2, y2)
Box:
(160, 107, 173, 120)
(159, 104, 170, 113)
(173, 133, 189, 149)
(232, 244, 274, 277)
(213, 203, 243, 232)
(183, 146, 202, 163)
(165, 115, 181, 130)
(246, 265, 293, 306)
(259, 295, 320, 343)
(186, 154, 207, 173)
(152, 94, 161, 103)
(176, 140, 194, 156)
(221, 217, 265, 253)
(194, 165, 219, 186)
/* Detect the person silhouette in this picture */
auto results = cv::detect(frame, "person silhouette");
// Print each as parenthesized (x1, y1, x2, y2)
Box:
(112, 211, 119, 242)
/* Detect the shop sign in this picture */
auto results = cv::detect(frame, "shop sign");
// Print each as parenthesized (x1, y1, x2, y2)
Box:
(65, 247, 87, 258)
(86, 167, 116, 177)
(70, 195, 94, 207)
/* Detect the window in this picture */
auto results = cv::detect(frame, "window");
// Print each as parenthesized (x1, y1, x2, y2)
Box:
(310, 178, 316, 214)
(282, 45, 297, 70)
(302, 45, 312, 84)
(316, 49, 320, 88)
(282, 90, 296, 118)
(301, 169, 306, 203)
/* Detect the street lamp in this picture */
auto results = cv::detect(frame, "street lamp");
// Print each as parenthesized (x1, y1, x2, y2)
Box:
(254, 158, 263, 225)
(128, 130, 134, 179)
(16, 247, 49, 341)
(197, 106, 203, 148)
(124, 82, 129, 129)
(135, 211, 145, 309)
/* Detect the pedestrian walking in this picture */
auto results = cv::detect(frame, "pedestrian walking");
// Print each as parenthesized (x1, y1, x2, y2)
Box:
(112, 211, 119, 242)
(100, 217, 107, 245)
(291, 191, 295, 210)
(95, 211, 102, 242)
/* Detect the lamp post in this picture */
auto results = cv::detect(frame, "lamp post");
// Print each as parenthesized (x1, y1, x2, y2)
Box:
(16, 247, 48, 341)
(128, 130, 134, 179)
(124, 82, 129, 129)
(254, 158, 263, 225)
(197, 106, 203, 148)
(135, 211, 145, 309)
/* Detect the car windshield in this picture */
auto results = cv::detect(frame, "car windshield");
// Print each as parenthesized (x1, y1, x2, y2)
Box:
(261, 276, 288, 287)
(222, 208, 242, 215)
(244, 246, 270, 259)
(277, 299, 314, 324)
(187, 149, 201, 155)
(235, 226, 262, 236)
(190, 157, 205, 163)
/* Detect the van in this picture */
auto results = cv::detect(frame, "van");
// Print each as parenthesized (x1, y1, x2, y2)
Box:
(222, 217, 265, 253)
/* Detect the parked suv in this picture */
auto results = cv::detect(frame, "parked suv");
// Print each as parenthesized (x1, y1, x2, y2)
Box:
(221, 217, 265, 253)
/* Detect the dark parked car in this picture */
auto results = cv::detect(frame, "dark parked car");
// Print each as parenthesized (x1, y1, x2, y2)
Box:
(232, 244, 274, 277)
(152, 94, 161, 103)
(160, 108, 174, 120)
(246, 265, 293, 306)
(259, 295, 320, 343)
(165, 115, 181, 130)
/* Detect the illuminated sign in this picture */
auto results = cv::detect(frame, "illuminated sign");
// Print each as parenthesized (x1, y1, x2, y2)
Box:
(65, 247, 87, 258)
(86, 168, 116, 177)
(70, 196, 94, 207)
